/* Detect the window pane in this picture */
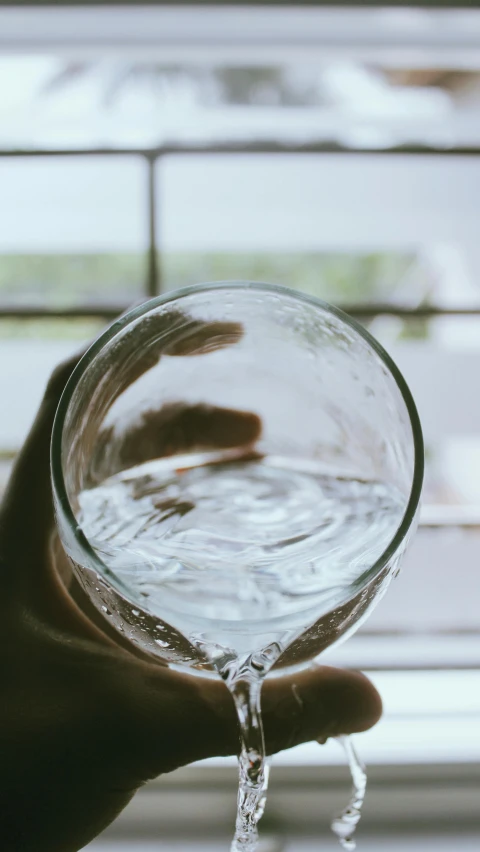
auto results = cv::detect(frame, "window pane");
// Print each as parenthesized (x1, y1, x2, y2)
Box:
(159, 155, 480, 514)
(358, 527, 480, 635)
(162, 250, 416, 305)
(0, 157, 147, 307)
(158, 154, 480, 307)
(372, 316, 480, 512)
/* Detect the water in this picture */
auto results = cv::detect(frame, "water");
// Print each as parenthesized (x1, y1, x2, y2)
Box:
(78, 452, 404, 642)
(330, 736, 368, 851)
(78, 452, 395, 852)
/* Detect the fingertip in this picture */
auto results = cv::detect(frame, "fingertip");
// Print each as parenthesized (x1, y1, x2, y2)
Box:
(261, 665, 382, 755)
(330, 668, 383, 734)
(299, 665, 383, 736)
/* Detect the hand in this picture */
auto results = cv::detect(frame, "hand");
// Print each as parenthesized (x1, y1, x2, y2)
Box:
(0, 323, 381, 852)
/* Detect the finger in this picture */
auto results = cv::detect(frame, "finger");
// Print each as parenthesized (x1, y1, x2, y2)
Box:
(261, 665, 382, 751)
(0, 354, 82, 565)
(91, 402, 262, 482)
(127, 663, 381, 779)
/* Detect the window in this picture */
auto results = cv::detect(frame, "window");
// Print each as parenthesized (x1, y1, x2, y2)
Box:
(1, 5, 479, 850)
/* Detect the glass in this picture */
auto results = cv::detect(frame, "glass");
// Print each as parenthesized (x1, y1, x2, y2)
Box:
(51, 282, 423, 851)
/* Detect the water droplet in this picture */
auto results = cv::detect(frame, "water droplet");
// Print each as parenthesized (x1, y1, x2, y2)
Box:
(263, 644, 280, 660)
(155, 639, 169, 648)
(156, 624, 166, 631)
(132, 608, 140, 617)
(101, 605, 112, 616)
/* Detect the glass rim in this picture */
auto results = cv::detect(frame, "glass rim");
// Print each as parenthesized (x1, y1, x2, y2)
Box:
(51, 280, 424, 615)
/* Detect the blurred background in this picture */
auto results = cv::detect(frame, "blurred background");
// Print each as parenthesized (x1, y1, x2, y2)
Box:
(0, 3, 479, 851)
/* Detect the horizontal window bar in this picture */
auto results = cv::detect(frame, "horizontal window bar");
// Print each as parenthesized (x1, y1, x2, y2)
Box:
(1, 143, 480, 158)
(2, 304, 480, 320)
(0, 305, 127, 319)
(1, 5, 478, 56)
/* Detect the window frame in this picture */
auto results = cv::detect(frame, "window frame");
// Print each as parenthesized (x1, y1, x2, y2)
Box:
(1, 9, 479, 831)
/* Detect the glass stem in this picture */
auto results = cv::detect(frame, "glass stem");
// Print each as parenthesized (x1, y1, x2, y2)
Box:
(228, 670, 267, 852)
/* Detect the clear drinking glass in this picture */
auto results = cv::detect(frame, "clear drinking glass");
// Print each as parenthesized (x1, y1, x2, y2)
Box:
(51, 282, 423, 852)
